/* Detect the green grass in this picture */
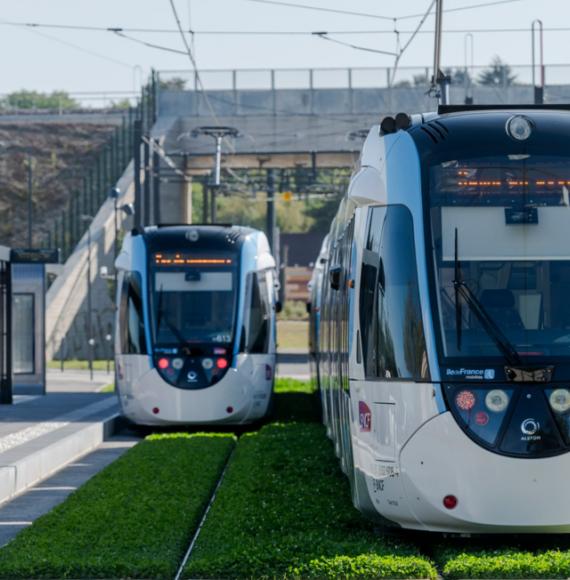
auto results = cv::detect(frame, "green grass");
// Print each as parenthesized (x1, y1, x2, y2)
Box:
(99, 382, 115, 393)
(272, 377, 320, 423)
(184, 423, 437, 579)
(277, 319, 308, 351)
(0, 433, 235, 579)
(47, 359, 114, 371)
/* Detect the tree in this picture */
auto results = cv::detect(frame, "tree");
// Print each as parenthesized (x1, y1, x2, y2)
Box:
(159, 77, 187, 91)
(4, 90, 79, 110)
(477, 56, 518, 87)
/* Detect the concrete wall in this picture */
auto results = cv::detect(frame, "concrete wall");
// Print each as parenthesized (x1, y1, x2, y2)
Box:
(46, 164, 135, 361)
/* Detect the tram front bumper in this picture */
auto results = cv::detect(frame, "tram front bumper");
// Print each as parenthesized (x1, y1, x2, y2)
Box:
(119, 367, 266, 426)
(400, 412, 570, 533)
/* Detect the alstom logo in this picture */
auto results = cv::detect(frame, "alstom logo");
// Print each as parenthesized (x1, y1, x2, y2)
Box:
(359, 401, 371, 432)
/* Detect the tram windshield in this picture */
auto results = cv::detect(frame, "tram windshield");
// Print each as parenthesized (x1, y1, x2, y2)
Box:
(430, 155, 570, 362)
(150, 253, 238, 346)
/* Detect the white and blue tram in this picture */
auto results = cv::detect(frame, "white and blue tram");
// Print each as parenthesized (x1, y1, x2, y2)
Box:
(114, 224, 278, 426)
(311, 106, 570, 533)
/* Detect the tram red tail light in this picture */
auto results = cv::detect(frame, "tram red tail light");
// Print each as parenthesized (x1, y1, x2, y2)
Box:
(443, 495, 458, 510)
(216, 358, 228, 370)
(158, 358, 169, 370)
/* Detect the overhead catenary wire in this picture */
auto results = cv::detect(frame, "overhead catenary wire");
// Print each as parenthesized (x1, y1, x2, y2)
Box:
(244, 0, 526, 21)
(166, 0, 237, 154)
(3, 19, 569, 38)
(312, 33, 398, 57)
(6, 21, 134, 68)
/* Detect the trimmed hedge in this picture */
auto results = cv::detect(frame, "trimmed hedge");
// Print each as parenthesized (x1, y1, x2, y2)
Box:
(0, 433, 235, 579)
(184, 423, 437, 579)
(440, 548, 570, 579)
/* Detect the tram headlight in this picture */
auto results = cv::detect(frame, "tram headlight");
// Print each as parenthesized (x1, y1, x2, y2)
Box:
(506, 115, 533, 141)
(455, 390, 476, 411)
(485, 389, 509, 413)
(549, 389, 570, 413)
(201, 358, 214, 370)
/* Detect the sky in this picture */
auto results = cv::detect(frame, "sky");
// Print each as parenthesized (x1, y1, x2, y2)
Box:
(1, 0, 569, 96)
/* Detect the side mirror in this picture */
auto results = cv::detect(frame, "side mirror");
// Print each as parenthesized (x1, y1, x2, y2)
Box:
(329, 266, 342, 291)
(306, 302, 312, 314)
(275, 300, 283, 313)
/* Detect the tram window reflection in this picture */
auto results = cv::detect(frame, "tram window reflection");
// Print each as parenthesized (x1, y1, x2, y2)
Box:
(360, 205, 429, 380)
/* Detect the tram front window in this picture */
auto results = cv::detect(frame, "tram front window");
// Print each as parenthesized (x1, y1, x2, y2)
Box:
(430, 155, 570, 362)
(150, 255, 238, 347)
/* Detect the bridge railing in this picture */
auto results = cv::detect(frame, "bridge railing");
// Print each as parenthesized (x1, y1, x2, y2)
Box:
(157, 64, 570, 92)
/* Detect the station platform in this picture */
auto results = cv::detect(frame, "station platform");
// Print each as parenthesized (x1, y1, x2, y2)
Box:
(0, 369, 119, 514)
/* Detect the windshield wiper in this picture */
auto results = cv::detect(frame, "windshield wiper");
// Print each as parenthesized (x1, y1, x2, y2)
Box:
(453, 228, 522, 367)
(155, 285, 189, 347)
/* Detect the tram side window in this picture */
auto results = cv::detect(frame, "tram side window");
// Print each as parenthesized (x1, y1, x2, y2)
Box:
(119, 272, 147, 355)
(360, 205, 429, 380)
(245, 272, 270, 353)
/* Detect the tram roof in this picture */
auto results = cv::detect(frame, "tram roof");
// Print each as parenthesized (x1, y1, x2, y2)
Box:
(141, 224, 258, 251)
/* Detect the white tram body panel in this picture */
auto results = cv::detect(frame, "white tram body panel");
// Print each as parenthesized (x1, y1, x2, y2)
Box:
(115, 225, 278, 426)
(312, 108, 570, 533)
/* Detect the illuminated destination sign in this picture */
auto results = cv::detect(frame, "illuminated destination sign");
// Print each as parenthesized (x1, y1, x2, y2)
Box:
(432, 158, 570, 206)
(153, 253, 232, 266)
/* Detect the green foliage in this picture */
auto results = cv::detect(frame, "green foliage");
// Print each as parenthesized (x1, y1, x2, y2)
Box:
(440, 549, 570, 579)
(272, 378, 319, 422)
(159, 76, 188, 90)
(4, 90, 79, 110)
(0, 434, 235, 578)
(184, 423, 436, 579)
(291, 554, 438, 579)
(477, 56, 518, 86)
(278, 300, 308, 321)
(305, 192, 343, 233)
(109, 98, 132, 110)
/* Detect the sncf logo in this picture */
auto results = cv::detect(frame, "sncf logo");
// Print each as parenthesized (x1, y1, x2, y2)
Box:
(358, 401, 372, 432)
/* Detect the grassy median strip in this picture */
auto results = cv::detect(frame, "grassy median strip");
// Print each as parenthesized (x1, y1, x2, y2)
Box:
(184, 422, 437, 579)
(0, 433, 235, 579)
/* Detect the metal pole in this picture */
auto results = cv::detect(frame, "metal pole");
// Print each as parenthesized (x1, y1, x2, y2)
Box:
(133, 119, 142, 230)
(214, 136, 222, 186)
(266, 169, 276, 252)
(86, 225, 93, 381)
(431, 0, 448, 104)
(27, 154, 33, 248)
(531, 19, 544, 104)
(464, 33, 474, 105)
(143, 137, 151, 226)
(202, 183, 208, 223)
(153, 138, 161, 224)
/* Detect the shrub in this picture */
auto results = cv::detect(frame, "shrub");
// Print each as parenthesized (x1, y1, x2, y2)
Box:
(441, 549, 570, 579)
(0, 433, 235, 578)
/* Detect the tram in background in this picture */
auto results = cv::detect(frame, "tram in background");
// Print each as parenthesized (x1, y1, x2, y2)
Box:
(115, 224, 279, 426)
(310, 105, 570, 533)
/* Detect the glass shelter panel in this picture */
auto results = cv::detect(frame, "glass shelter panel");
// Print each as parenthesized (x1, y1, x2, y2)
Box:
(12, 294, 34, 374)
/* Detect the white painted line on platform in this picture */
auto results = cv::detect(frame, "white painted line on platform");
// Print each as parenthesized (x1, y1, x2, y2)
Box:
(0, 397, 116, 457)
(30, 486, 77, 492)
(13, 396, 40, 405)
(0, 521, 32, 526)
